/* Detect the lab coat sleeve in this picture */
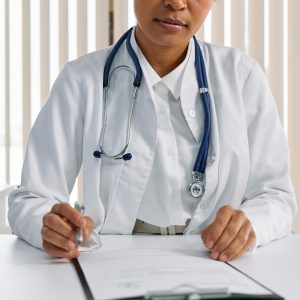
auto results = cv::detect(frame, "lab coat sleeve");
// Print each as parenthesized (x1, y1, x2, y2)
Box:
(8, 62, 84, 249)
(241, 62, 297, 248)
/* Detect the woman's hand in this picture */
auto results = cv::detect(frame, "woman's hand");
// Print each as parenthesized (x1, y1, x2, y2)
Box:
(201, 205, 256, 262)
(42, 203, 94, 258)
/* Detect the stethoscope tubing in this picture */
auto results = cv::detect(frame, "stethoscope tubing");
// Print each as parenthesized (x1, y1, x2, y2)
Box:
(98, 28, 141, 160)
(192, 36, 211, 174)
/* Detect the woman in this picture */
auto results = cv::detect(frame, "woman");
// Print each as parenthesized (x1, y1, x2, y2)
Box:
(8, 0, 296, 261)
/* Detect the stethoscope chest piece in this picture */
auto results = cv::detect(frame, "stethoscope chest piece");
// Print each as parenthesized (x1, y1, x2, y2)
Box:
(189, 180, 205, 198)
(189, 172, 205, 198)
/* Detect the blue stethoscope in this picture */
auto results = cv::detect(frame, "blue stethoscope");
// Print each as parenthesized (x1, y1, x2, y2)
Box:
(93, 27, 211, 199)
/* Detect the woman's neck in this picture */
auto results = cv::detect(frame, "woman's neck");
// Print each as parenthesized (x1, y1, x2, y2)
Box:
(135, 26, 189, 77)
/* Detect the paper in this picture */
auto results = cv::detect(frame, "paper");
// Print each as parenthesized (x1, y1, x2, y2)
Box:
(78, 247, 271, 300)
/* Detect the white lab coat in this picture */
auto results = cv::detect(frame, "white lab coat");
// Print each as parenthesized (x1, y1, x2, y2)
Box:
(8, 38, 297, 250)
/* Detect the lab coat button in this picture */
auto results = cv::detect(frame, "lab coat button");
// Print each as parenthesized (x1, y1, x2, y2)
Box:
(188, 108, 196, 118)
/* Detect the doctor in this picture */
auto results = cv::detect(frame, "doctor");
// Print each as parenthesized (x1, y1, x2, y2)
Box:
(8, 0, 296, 262)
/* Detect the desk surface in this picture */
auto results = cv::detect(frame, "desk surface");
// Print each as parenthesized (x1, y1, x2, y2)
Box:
(230, 234, 300, 300)
(0, 235, 86, 300)
(0, 234, 299, 300)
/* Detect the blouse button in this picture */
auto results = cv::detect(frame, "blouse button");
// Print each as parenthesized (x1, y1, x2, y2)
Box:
(188, 108, 196, 118)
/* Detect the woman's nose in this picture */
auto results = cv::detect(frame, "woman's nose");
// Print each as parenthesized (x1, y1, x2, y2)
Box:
(163, 0, 187, 11)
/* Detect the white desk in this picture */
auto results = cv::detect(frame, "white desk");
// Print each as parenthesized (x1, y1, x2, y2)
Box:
(0, 235, 86, 300)
(0, 234, 299, 300)
(230, 234, 300, 300)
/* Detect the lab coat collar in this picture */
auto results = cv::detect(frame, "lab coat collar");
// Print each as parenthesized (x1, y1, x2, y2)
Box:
(131, 27, 192, 100)
(163, 41, 192, 99)
(180, 39, 202, 143)
(130, 30, 161, 87)
(131, 28, 201, 145)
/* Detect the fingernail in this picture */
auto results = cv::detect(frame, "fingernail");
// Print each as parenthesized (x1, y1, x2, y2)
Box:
(220, 254, 228, 262)
(77, 217, 85, 226)
(207, 241, 214, 249)
(83, 228, 89, 238)
(73, 251, 80, 258)
(211, 251, 219, 260)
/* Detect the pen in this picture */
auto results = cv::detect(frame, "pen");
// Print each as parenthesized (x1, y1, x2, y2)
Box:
(74, 201, 85, 245)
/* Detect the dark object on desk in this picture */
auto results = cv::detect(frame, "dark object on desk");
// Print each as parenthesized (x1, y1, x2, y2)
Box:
(73, 258, 94, 300)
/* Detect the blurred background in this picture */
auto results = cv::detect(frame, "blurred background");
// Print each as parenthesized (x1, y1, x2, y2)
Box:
(0, 0, 299, 234)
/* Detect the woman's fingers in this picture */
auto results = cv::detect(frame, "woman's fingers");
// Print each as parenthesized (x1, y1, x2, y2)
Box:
(202, 206, 233, 250)
(210, 211, 247, 259)
(83, 216, 94, 240)
(218, 221, 254, 261)
(42, 239, 80, 259)
(230, 232, 256, 261)
(42, 203, 95, 258)
(51, 203, 85, 227)
(42, 226, 77, 251)
(43, 213, 75, 241)
(201, 205, 256, 262)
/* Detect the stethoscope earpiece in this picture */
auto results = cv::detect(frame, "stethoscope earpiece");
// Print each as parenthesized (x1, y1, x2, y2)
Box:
(122, 153, 132, 161)
(93, 150, 132, 161)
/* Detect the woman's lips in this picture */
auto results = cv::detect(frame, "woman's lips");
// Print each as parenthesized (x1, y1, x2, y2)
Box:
(155, 18, 187, 32)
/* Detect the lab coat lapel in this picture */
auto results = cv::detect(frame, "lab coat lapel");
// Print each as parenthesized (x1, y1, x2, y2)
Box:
(180, 42, 202, 143)
(101, 41, 157, 234)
